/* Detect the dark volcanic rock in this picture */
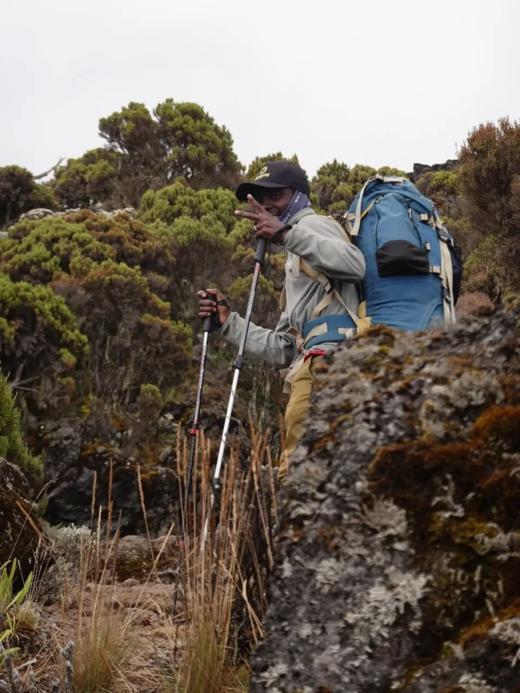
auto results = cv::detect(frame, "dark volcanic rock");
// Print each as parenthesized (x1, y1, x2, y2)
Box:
(251, 304, 520, 693)
(410, 159, 459, 180)
(0, 457, 41, 573)
(43, 416, 179, 535)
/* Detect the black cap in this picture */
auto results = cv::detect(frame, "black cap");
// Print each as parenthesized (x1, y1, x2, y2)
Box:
(236, 160, 310, 201)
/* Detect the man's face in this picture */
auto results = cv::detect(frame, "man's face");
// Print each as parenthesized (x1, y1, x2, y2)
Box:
(254, 187, 294, 217)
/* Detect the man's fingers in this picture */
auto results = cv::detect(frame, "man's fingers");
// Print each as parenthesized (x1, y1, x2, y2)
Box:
(235, 209, 260, 221)
(246, 194, 265, 211)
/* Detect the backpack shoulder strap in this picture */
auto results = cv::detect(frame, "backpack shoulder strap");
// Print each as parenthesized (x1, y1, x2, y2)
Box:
(299, 258, 371, 334)
(435, 216, 457, 324)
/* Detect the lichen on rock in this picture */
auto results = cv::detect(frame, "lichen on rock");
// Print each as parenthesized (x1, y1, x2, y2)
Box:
(251, 304, 520, 692)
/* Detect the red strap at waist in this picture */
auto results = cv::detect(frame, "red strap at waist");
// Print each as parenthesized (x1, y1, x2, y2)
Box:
(304, 347, 327, 362)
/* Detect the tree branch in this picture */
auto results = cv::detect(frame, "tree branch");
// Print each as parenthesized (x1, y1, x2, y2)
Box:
(34, 157, 64, 180)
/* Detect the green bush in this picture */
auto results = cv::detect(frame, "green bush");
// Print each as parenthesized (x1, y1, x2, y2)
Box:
(0, 165, 58, 228)
(0, 272, 88, 380)
(0, 373, 42, 480)
(311, 161, 408, 215)
(140, 180, 238, 232)
(52, 148, 121, 209)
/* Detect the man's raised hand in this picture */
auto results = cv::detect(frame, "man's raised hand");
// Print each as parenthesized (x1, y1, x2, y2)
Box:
(234, 194, 285, 239)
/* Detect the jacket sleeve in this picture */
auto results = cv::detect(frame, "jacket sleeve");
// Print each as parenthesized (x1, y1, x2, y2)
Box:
(221, 310, 297, 368)
(282, 215, 365, 282)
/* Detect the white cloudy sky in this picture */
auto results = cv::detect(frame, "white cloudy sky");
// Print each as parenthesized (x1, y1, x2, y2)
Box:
(1, 0, 519, 178)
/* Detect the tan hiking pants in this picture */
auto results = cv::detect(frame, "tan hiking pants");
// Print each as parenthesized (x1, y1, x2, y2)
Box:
(279, 355, 322, 480)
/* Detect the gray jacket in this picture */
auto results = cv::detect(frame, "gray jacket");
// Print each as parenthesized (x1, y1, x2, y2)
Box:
(221, 208, 365, 368)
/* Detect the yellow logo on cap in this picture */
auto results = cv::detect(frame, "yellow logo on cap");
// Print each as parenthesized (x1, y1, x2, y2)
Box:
(254, 166, 270, 181)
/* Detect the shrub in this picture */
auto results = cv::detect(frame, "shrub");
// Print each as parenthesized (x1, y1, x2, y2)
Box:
(0, 165, 58, 229)
(53, 149, 121, 209)
(0, 374, 42, 481)
(458, 117, 520, 296)
(0, 273, 88, 415)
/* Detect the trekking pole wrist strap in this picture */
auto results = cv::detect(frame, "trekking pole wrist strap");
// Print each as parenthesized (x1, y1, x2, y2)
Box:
(272, 224, 292, 244)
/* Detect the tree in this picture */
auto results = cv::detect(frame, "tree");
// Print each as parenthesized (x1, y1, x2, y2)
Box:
(140, 181, 243, 319)
(54, 259, 192, 404)
(98, 100, 242, 206)
(311, 159, 352, 214)
(52, 149, 121, 209)
(0, 166, 58, 228)
(311, 162, 407, 215)
(245, 153, 300, 180)
(154, 100, 242, 187)
(458, 117, 520, 297)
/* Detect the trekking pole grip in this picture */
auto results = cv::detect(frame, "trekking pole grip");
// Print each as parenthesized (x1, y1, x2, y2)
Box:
(203, 290, 221, 332)
(254, 237, 268, 265)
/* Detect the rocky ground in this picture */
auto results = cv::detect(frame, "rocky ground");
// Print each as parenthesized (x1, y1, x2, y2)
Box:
(1, 530, 184, 692)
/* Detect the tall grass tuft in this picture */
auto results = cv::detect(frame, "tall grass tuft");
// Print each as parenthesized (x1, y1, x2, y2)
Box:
(169, 423, 277, 692)
(57, 474, 134, 693)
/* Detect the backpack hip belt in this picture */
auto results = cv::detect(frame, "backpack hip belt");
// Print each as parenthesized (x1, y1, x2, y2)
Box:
(302, 314, 357, 350)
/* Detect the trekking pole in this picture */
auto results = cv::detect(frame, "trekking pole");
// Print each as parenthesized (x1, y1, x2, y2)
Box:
(185, 306, 216, 501)
(203, 237, 268, 541)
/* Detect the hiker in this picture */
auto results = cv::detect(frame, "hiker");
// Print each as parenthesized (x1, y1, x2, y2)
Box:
(198, 160, 365, 478)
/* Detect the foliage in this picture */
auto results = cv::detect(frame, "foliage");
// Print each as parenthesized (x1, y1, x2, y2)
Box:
(52, 148, 121, 209)
(98, 100, 242, 206)
(0, 211, 193, 409)
(228, 274, 281, 329)
(55, 259, 192, 403)
(0, 373, 42, 480)
(140, 180, 238, 232)
(0, 273, 88, 410)
(0, 559, 37, 667)
(311, 159, 353, 215)
(458, 117, 520, 297)
(415, 167, 463, 225)
(0, 560, 33, 614)
(0, 216, 114, 283)
(140, 181, 250, 324)
(311, 161, 407, 215)
(0, 165, 58, 229)
(245, 153, 300, 180)
(153, 100, 242, 185)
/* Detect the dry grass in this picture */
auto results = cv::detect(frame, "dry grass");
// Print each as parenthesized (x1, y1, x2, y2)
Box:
(163, 425, 277, 693)
(1, 422, 277, 692)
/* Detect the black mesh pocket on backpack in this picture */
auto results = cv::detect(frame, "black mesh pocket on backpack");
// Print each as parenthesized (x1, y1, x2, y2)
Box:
(376, 240, 430, 277)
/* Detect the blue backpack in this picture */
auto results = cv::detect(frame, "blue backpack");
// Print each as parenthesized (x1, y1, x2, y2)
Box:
(345, 175, 462, 332)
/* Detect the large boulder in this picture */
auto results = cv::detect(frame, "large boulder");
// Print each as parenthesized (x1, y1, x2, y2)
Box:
(251, 304, 520, 692)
